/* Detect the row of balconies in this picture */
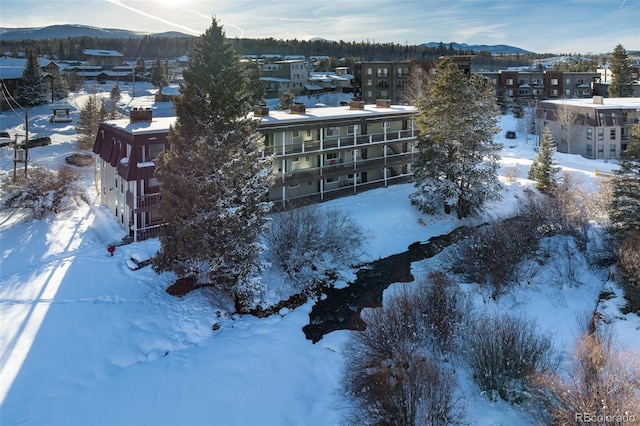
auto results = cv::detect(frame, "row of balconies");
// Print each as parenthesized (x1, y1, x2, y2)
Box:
(262, 129, 415, 156)
(272, 152, 414, 188)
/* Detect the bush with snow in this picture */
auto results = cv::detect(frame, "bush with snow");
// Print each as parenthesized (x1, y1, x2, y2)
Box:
(1, 165, 80, 218)
(341, 286, 462, 425)
(264, 205, 367, 292)
(464, 313, 559, 404)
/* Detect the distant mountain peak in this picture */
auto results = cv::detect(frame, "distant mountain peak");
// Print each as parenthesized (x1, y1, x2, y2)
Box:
(421, 41, 532, 54)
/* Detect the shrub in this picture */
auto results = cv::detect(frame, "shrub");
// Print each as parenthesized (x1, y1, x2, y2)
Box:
(465, 313, 559, 403)
(1, 166, 80, 218)
(450, 217, 539, 298)
(415, 271, 473, 355)
(264, 206, 367, 290)
(341, 288, 461, 425)
(616, 231, 640, 314)
(530, 320, 640, 425)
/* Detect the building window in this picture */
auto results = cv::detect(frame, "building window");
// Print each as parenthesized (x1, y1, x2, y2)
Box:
(292, 157, 299, 162)
(597, 144, 604, 158)
(610, 144, 616, 156)
(507, 89, 513, 96)
(551, 78, 559, 85)
(565, 89, 571, 96)
(376, 68, 389, 78)
(551, 90, 559, 96)
(506, 78, 513, 85)
(565, 78, 571, 84)
(325, 127, 340, 137)
(366, 68, 372, 75)
(347, 125, 356, 135)
(366, 79, 372, 86)
(293, 130, 300, 139)
(586, 144, 593, 157)
(598, 128, 604, 141)
(610, 128, 616, 139)
(587, 128, 592, 140)
(326, 177, 339, 183)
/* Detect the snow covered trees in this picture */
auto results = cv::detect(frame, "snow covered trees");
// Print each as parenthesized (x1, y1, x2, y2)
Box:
(609, 125, 640, 237)
(18, 46, 48, 107)
(411, 59, 502, 219)
(528, 124, 560, 194)
(153, 19, 271, 312)
(75, 94, 107, 151)
(608, 44, 634, 98)
(149, 58, 169, 95)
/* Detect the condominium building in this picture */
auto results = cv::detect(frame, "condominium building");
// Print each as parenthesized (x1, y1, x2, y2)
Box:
(535, 96, 640, 160)
(93, 100, 418, 241)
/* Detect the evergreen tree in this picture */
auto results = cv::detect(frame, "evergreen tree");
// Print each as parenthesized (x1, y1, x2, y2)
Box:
(610, 124, 640, 236)
(608, 44, 634, 98)
(109, 84, 121, 118)
(411, 60, 502, 219)
(134, 57, 146, 77)
(75, 94, 106, 150)
(528, 124, 560, 194)
(512, 97, 524, 119)
(153, 19, 271, 311)
(150, 57, 169, 95)
(52, 73, 69, 101)
(276, 90, 295, 110)
(18, 46, 48, 107)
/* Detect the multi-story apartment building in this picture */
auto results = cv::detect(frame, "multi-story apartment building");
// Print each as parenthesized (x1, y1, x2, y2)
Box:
(353, 56, 473, 104)
(535, 96, 640, 160)
(481, 70, 599, 101)
(260, 59, 311, 98)
(92, 100, 418, 241)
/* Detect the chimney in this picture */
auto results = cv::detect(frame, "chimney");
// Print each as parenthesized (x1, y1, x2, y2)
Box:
(130, 107, 153, 123)
(349, 99, 365, 110)
(593, 96, 604, 105)
(290, 102, 306, 114)
(376, 99, 392, 108)
(254, 103, 270, 117)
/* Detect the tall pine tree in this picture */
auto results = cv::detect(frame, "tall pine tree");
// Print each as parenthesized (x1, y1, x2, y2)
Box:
(153, 19, 271, 311)
(610, 124, 640, 236)
(18, 46, 48, 107)
(528, 124, 560, 194)
(608, 44, 634, 98)
(75, 94, 106, 151)
(411, 59, 502, 219)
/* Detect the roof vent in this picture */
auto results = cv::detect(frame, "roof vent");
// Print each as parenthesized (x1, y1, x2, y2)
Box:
(593, 96, 604, 104)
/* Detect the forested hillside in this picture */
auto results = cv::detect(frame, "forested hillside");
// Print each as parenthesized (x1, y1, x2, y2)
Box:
(1, 35, 533, 69)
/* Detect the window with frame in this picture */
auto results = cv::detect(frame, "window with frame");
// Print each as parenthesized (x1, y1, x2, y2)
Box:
(565, 89, 571, 96)
(598, 128, 604, 141)
(551, 78, 559, 85)
(376, 68, 389, 78)
(610, 144, 616, 156)
(326, 177, 339, 183)
(347, 125, 357, 135)
(586, 143, 593, 157)
(610, 128, 616, 139)
(293, 130, 300, 139)
(587, 128, 592, 140)
(366, 68, 372, 75)
(325, 127, 340, 137)
(506, 78, 514, 85)
(551, 89, 559, 96)
(366, 79, 372, 86)
(597, 144, 604, 158)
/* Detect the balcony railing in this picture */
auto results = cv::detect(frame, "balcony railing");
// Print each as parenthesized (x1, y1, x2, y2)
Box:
(126, 191, 161, 212)
(262, 129, 417, 157)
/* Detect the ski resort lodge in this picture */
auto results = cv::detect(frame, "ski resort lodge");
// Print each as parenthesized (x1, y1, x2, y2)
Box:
(93, 100, 418, 241)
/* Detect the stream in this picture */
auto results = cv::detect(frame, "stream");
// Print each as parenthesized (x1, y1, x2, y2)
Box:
(302, 225, 478, 343)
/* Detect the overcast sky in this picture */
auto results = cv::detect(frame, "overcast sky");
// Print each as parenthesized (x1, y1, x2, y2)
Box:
(1, 0, 638, 54)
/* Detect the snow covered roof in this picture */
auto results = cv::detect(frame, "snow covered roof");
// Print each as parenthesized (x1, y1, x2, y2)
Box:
(260, 77, 291, 83)
(82, 49, 123, 57)
(104, 116, 177, 135)
(542, 97, 640, 110)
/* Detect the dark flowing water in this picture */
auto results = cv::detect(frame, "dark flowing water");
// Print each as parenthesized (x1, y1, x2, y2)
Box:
(302, 225, 477, 343)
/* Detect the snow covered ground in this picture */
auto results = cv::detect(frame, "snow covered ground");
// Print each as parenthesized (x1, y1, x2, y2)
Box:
(0, 83, 638, 425)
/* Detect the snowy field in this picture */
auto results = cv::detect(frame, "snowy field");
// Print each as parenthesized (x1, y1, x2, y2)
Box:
(0, 83, 638, 425)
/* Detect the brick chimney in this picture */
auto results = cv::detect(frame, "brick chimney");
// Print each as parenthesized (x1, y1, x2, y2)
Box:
(349, 99, 365, 110)
(376, 99, 392, 108)
(130, 107, 153, 123)
(254, 103, 270, 117)
(290, 102, 306, 114)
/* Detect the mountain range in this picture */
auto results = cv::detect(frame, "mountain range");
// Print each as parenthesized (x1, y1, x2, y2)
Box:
(0, 24, 193, 40)
(0, 25, 532, 54)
